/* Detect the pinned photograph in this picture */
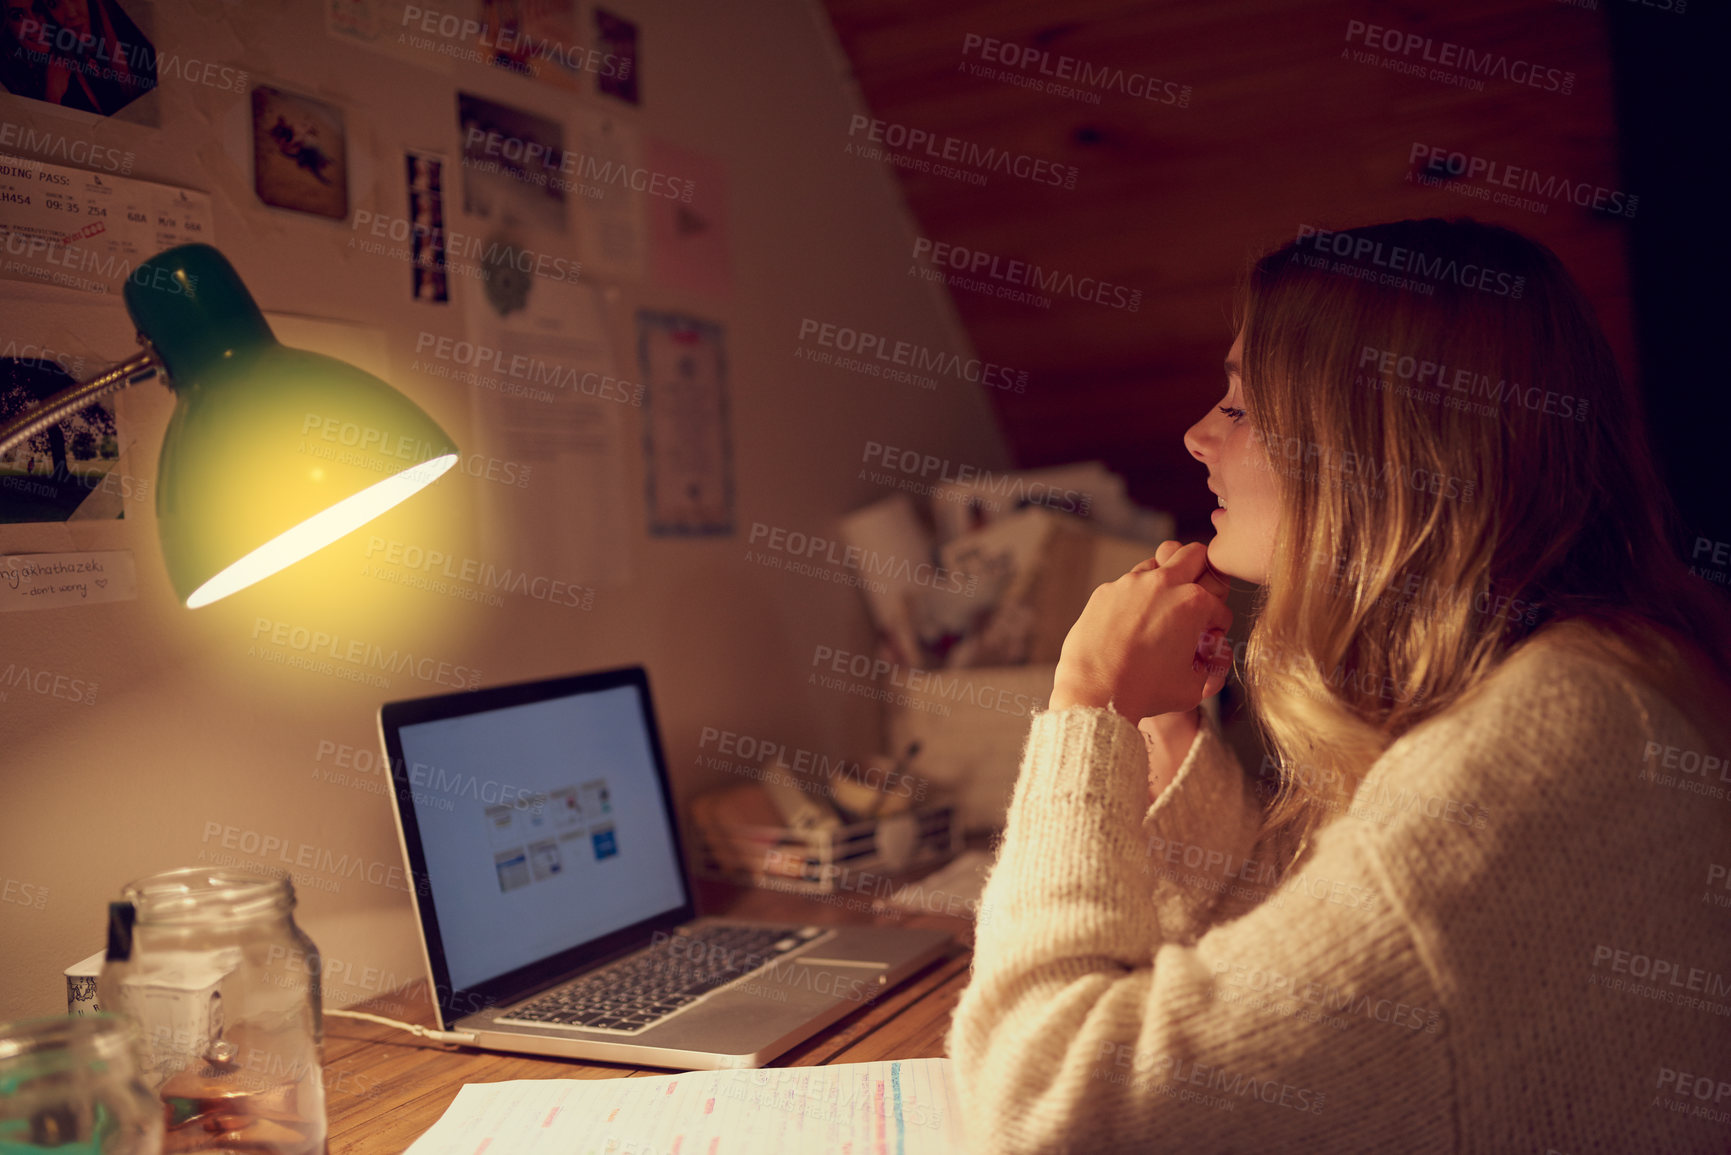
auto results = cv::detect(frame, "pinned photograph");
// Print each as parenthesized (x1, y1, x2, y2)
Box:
(0, 0, 158, 117)
(480, 0, 584, 91)
(0, 354, 125, 522)
(323, 0, 385, 43)
(323, 0, 457, 71)
(251, 85, 349, 220)
(457, 91, 567, 233)
(407, 151, 449, 303)
(594, 7, 638, 105)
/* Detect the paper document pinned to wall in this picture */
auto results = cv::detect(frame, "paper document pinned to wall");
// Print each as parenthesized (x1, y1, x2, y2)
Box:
(0, 156, 213, 296)
(468, 326, 635, 588)
(403, 1056, 966, 1155)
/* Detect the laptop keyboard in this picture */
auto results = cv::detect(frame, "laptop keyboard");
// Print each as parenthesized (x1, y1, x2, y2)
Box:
(497, 923, 829, 1034)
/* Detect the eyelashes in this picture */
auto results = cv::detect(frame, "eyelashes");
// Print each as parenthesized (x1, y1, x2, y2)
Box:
(1217, 405, 1247, 423)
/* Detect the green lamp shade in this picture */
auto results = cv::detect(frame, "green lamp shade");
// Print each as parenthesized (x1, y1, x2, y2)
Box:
(124, 244, 458, 608)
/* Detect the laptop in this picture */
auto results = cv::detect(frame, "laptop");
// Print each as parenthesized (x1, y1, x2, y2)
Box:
(377, 665, 954, 1070)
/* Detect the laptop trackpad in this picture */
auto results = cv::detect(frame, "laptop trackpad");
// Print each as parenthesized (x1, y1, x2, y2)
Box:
(638, 956, 883, 1046)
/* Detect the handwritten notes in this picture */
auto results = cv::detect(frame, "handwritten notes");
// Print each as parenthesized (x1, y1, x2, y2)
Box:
(0, 550, 137, 611)
(403, 1057, 966, 1155)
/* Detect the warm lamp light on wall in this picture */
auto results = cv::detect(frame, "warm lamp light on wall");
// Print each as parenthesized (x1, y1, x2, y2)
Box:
(0, 244, 459, 608)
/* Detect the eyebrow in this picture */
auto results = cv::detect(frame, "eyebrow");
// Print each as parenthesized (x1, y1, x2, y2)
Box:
(1224, 358, 1240, 376)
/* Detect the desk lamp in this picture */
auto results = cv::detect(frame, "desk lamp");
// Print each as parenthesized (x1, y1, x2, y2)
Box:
(0, 244, 459, 607)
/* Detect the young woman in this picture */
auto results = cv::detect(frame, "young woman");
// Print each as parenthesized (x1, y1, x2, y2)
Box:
(945, 217, 1731, 1153)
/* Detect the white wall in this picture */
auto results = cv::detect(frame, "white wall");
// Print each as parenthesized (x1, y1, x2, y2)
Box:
(0, 0, 1009, 1021)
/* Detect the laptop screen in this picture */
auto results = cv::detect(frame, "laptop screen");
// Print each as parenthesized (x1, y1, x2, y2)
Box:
(385, 670, 691, 999)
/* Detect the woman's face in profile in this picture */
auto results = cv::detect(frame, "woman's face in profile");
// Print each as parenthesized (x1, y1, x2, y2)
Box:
(1183, 328, 1280, 584)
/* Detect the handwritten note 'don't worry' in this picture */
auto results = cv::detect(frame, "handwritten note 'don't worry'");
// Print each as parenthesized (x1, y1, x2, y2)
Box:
(0, 551, 138, 611)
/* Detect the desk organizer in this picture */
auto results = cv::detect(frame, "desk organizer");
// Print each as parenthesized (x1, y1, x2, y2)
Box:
(692, 798, 961, 895)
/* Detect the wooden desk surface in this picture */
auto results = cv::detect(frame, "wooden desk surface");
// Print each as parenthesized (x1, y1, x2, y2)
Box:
(322, 875, 978, 1154)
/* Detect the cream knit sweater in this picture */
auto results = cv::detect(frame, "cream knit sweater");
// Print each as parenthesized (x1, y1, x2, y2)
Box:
(945, 626, 1731, 1153)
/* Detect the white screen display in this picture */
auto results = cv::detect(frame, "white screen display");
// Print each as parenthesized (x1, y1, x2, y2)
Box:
(396, 683, 688, 992)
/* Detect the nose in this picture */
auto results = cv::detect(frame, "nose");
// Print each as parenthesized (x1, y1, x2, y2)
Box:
(1183, 409, 1217, 463)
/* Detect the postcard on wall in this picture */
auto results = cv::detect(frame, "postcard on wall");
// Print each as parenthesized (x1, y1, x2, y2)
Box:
(647, 139, 729, 297)
(328, 0, 590, 90)
(594, 8, 639, 105)
(0, 0, 160, 121)
(637, 312, 733, 537)
(252, 86, 349, 220)
(480, 0, 585, 91)
(0, 155, 213, 295)
(406, 150, 449, 303)
(457, 92, 567, 234)
(325, 0, 455, 71)
(567, 110, 647, 281)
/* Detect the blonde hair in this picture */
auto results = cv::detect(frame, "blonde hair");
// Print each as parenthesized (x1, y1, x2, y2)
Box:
(1233, 217, 1731, 869)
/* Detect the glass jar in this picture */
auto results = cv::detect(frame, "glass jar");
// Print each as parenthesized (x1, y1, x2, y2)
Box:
(0, 1013, 163, 1154)
(97, 868, 327, 1155)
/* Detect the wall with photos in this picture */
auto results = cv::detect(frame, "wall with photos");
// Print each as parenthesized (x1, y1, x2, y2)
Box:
(0, 0, 1010, 1021)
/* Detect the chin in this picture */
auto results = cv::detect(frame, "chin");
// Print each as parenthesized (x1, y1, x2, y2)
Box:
(1204, 539, 1238, 577)
(1205, 540, 1263, 586)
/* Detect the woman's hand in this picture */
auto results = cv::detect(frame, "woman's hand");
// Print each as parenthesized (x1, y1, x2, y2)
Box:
(1048, 541, 1234, 723)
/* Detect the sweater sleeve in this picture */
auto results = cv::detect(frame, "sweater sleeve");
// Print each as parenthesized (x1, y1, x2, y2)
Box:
(1138, 709, 1269, 944)
(946, 705, 1454, 1154)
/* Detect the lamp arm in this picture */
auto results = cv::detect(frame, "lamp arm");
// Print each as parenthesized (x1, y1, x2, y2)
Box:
(0, 347, 163, 459)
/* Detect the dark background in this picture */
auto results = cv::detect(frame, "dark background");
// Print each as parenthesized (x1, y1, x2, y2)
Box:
(823, 0, 1727, 561)
(1609, 0, 1729, 563)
